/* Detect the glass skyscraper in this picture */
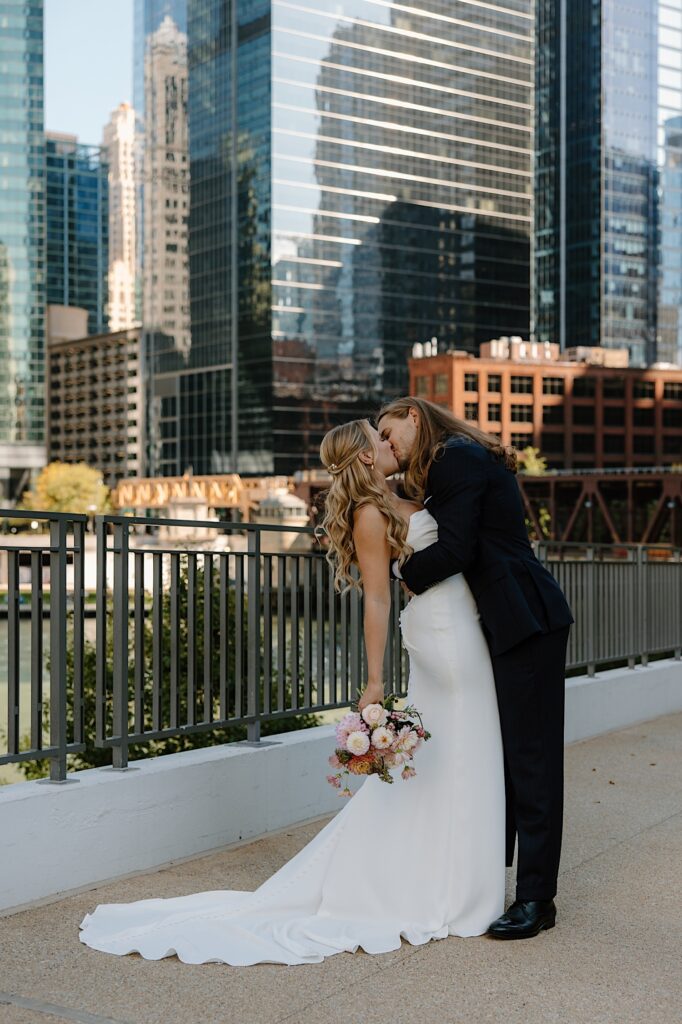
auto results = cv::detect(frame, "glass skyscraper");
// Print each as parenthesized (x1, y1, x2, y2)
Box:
(45, 133, 109, 336)
(0, 1, 46, 500)
(146, 0, 533, 477)
(535, 0, 682, 367)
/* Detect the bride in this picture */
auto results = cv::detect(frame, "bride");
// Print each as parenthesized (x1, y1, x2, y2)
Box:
(79, 418, 505, 966)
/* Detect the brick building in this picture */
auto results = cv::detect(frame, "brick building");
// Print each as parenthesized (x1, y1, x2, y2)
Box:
(409, 343, 682, 469)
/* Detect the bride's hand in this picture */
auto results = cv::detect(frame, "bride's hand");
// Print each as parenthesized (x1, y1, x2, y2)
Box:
(357, 681, 385, 711)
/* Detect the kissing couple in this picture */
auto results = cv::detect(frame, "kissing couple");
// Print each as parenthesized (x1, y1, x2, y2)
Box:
(80, 397, 573, 965)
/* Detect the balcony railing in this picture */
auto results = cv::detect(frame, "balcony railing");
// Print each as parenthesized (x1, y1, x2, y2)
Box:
(1, 511, 680, 782)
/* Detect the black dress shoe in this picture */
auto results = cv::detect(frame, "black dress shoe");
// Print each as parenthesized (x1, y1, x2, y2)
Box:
(487, 899, 556, 940)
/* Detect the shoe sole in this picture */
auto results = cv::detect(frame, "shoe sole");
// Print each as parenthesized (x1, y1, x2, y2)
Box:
(486, 918, 556, 940)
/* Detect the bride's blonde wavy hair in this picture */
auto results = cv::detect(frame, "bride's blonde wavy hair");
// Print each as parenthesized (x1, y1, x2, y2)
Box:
(319, 419, 413, 592)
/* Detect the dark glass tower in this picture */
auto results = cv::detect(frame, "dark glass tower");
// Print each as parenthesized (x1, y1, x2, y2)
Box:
(45, 134, 109, 336)
(535, 0, 682, 367)
(0, 1, 46, 500)
(150, 0, 533, 476)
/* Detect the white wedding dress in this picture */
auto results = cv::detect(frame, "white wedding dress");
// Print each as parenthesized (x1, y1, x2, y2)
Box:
(79, 509, 505, 965)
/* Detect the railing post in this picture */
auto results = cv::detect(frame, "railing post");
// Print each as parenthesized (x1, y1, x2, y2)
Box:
(586, 546, 596, 677)
(95, 516, 107, 747)
(637, 546, 649, 667)
(48, 517, 69, 782)
(246, 528, 261, 742)
(112, 519, 130, 768)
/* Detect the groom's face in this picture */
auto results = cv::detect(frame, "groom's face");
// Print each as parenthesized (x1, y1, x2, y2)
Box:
(377, 412, 418, 471)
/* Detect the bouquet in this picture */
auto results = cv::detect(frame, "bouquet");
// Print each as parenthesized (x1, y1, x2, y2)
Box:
(326, 692, 431, 798)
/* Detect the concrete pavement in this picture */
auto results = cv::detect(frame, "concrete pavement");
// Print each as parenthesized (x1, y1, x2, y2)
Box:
(1, 713, 681, 1024)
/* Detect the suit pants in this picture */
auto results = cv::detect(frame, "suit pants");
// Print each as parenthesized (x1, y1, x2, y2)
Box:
(491, 625, 570, 902)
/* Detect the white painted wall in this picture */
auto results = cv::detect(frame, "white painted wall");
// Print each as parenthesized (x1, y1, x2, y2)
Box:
(1, 658, 681, 915)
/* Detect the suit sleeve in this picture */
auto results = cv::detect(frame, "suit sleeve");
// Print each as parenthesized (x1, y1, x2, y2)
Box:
(399, 444, 486, 595)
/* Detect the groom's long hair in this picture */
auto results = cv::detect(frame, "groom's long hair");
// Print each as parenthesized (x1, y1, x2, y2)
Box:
(378, 397, 517, 502)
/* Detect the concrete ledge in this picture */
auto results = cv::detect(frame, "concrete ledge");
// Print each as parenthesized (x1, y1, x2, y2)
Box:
(565, 657, 682, 743)
(1, 658, 681, 914)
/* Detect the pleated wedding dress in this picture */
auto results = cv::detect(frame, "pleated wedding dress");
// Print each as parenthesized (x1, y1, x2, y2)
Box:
(79, 509, 505, 965)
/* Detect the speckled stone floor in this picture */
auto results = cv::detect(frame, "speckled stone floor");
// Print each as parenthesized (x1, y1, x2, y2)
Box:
(1, 713, 680, 1024)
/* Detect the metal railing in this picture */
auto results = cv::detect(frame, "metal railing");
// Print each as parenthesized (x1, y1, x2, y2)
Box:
(1, 511, 680, 781)
(536, 542, 682, 676)
(0, 510, 86, 782)
(94, 515, 408, 770)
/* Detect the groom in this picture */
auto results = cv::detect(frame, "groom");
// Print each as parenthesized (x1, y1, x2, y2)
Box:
(377, 397, 573, 940)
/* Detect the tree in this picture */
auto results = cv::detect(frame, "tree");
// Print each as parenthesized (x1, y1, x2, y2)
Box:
(517, 446, 548, 476)
(20, 462, 110, 515)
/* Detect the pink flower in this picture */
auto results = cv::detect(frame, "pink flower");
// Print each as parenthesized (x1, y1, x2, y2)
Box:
(401, 765, 417, 780)
(346, 730, 371, 755)
(326, 774, 341, 788)
(328, 753, 341, 768)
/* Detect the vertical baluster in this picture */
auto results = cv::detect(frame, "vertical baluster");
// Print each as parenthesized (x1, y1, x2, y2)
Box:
(187, 553, 197, 727)
(170, 552, 180, 729)
(316, 556, 324, 707)
(340, 585, 348, 704)
(263, 556, 272, 715)
(219, 552, 229, 721)
(134, 551, 145, 736)
(290, 556, 299, 709)
(30, 549, 44, 750)
(328, 561, 337, 705)
(234, 553, 244, 719)
(152, 552, 163, 731)
(49, 518, 68, 780)
(277, 555, 286, 711)
(203, 553, 213, 722)
(246, 530, 261, 741)
(72, 520, 85, 744)
(112, 520, 130, 769)
(7, 550, 20, 755)
(302, 556, 312, 708)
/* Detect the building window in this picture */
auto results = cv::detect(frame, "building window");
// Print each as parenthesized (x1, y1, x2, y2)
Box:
(464, 402, 479, 421)
(464, 373, 479, 392)
(415, 376, 429, 397)
(511, 431, 532, 448)
(604, 434, 625, 454)
(603, 377, 625, 398)
(663, 408, 682, 428)
(604, 406, 625, 426)
(633, 435, 655, 455)
(572, 405, 595, 426)
(511, 375, 533, 394)
(542, 376, 564, 395)
(573, 376, 596, 397)
(487, 374, 501, 393)
(663, 382, 682, 400)
(634, 380, 655, 398)
(543, 405, 564, 425)
(541, 432, 564, 454)
(633, 407, 655, 427)
(487, 403, 501, 422)
(573, 434, 595, 454)
(434, 373, 448, 395)
(511, 404, 533, 423)
(663, 435, 681, 455)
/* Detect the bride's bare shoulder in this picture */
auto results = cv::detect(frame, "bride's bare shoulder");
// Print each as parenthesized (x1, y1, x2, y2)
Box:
(353, 504, 388, 536)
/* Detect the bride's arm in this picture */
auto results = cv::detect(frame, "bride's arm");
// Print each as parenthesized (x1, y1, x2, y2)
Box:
(353, 505, 391, 709)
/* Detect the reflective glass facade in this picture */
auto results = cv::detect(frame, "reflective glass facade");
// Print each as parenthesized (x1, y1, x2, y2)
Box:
(45, 134, 109, 336)
(0, 1, 46, 491)
(169, 0, 534, 476)
(535, 0, 682, 368)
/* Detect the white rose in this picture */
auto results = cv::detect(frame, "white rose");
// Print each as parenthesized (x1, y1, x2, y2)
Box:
(361, 703, 388, 727)
(370, 726, 394, 750)
(346, 730, 371, 755)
